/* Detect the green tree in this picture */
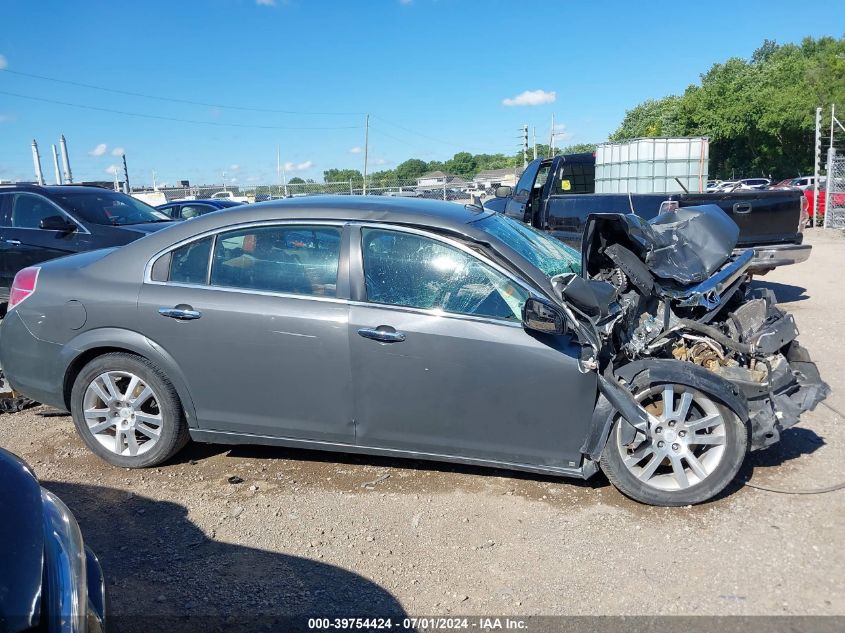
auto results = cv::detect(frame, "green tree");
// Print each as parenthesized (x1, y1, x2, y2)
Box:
(610, 36, 845, 178)
(394, 159, 429, 180)
(323, 168, 363, 183)
(444, 152, 478, 178)
(288, 177, 305, 184)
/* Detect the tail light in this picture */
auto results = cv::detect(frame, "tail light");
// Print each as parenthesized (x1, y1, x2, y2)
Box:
(8, 267, 40, 310)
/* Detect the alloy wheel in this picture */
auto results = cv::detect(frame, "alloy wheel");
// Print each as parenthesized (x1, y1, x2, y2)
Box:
(616, 384, 727, 491)
(82, 371, 163, 457)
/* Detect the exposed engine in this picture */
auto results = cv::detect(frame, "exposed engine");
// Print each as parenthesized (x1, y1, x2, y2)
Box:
(554, 204, 829, 451)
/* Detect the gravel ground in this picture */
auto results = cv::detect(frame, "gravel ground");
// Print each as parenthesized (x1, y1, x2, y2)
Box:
(1, 229, 843, 630)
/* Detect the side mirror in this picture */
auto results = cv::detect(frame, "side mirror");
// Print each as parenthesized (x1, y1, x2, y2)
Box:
(522, 297, 566, 335)
(39, 215, 76, 232)
(495, 185, 513, 198)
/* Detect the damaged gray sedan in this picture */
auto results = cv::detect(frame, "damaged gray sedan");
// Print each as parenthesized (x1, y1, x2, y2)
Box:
(0, 197, 828, 506)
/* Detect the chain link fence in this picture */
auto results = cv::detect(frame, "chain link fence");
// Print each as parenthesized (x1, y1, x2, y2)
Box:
(823, 153, 845, 228)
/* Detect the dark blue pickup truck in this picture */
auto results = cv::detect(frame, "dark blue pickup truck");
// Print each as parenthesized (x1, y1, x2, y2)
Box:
(484, 154, 810, 274)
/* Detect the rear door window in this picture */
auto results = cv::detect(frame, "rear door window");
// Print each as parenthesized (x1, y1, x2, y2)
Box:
(169, 237, 213, 284)
(210, 225, 341, 297)
(9, 193, 65, 229)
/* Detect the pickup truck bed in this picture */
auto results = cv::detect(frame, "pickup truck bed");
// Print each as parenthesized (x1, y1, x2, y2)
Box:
(486, 156, 809, 274)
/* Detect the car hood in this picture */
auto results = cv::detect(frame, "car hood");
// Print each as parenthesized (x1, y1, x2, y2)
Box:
(114, 221, 175, 235)
(0, 448, 45, 633)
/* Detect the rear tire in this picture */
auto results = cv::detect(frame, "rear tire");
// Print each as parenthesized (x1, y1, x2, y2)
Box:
(600, 378, 748, 506)
(70, 352, 189, 468)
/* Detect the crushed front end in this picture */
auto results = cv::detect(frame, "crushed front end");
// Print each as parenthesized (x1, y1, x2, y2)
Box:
(573, 204, 829, 452)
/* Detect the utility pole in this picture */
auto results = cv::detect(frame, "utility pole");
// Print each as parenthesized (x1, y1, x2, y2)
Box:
(51, 144, 62, 185)
(152, 169, 157, 191)
(533, 126, 537, 160)
(813, 107, 822, 226)
(363, 114, 369, 196)
(276, 145, 281, 196)
(31, 139, 45, 185)
(548, 113, 555, 158)
(831, 103, 836, 151)
(522, 124, 529, 168)
(122, 153, 130, 192)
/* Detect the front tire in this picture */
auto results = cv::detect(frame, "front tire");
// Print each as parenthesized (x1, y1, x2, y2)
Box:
(70, 352, 189, 468)
(600, 380, 748, 506)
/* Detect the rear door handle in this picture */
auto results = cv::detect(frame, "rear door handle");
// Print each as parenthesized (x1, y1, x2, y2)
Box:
(733, 202, 752, 214)
(5, 239, 21, 245)
(158, 305, 202, 320)
(358, 326, 406, 343)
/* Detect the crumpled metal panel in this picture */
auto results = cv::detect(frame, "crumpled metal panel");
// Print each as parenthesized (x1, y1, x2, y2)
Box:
(582, 204, 739, 285)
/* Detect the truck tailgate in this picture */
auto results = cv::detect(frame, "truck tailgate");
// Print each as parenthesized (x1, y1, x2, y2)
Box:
(679, 190, 802, 246)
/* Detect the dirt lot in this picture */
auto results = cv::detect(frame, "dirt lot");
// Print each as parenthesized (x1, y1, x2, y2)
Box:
(1, 229, 843, 628)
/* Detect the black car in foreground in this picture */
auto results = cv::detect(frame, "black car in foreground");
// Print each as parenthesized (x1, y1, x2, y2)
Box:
(0, 184, 173, 306)
(156, 198, 243, 221)
(0, 447, 107, 632)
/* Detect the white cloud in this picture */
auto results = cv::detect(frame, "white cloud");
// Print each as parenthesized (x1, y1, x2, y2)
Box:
(256, 0, 276, 5)
(374, 158, 389, 165)
(284, 160, 313, 172)
(111, 147, 125, 156)
(230, 164, 240, 171)
(105, 164, 120, 175)
(0, 55, 7, 70)
(502, 89, 556, 107)
(89, 143, 108, 157)
(0, 113, 13, 124)
(349, 146, 363, 154)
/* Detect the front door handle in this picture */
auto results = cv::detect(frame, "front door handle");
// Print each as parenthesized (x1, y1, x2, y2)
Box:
(5, 239, 21, 246)
(733, 202, 752, 214)
(158, 305, 202, 320)
(358, 326, 406, 343)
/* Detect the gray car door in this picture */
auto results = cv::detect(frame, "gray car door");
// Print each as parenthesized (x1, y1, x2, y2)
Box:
(348, 225, 596, 469)
(137, 222, 354, 442)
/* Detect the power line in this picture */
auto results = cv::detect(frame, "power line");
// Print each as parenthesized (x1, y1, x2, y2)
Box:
(0, 68, 363, 116)
(372, 115, 489, 153)
(0, 90, 361, 130)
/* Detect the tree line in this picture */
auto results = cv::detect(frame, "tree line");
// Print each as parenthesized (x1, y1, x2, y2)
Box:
(611, 36, 845, 179)
(316, 143, 597, 185)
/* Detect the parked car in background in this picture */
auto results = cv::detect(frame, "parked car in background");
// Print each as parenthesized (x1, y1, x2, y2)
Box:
(210, 190, 250, 203)
(382, 187, 421, 198)
(738, 178, 772, 190)
(0, 184, 173, 308)
(713, 180, 740, 192)
(157, 198, 243, 220)
(803, 182, 845, 224)
(0, 196, 827, 506)
(0, 447, 107, 632)
(771, 177, 816, 191)
(705, 179, 723, 192)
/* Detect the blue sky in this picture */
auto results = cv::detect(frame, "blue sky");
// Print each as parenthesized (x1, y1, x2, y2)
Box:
(0, 0, 842, 186)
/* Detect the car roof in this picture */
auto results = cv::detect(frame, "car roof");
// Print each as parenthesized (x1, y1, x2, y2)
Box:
(168, 195, 496, 237)
(0, 184, 117, 194)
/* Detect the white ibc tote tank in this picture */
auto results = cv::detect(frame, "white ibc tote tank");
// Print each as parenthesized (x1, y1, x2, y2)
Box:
(594, 137, 709, 194)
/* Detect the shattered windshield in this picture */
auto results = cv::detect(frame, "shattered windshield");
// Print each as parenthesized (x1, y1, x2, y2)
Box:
(474, 213, 581, 278)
